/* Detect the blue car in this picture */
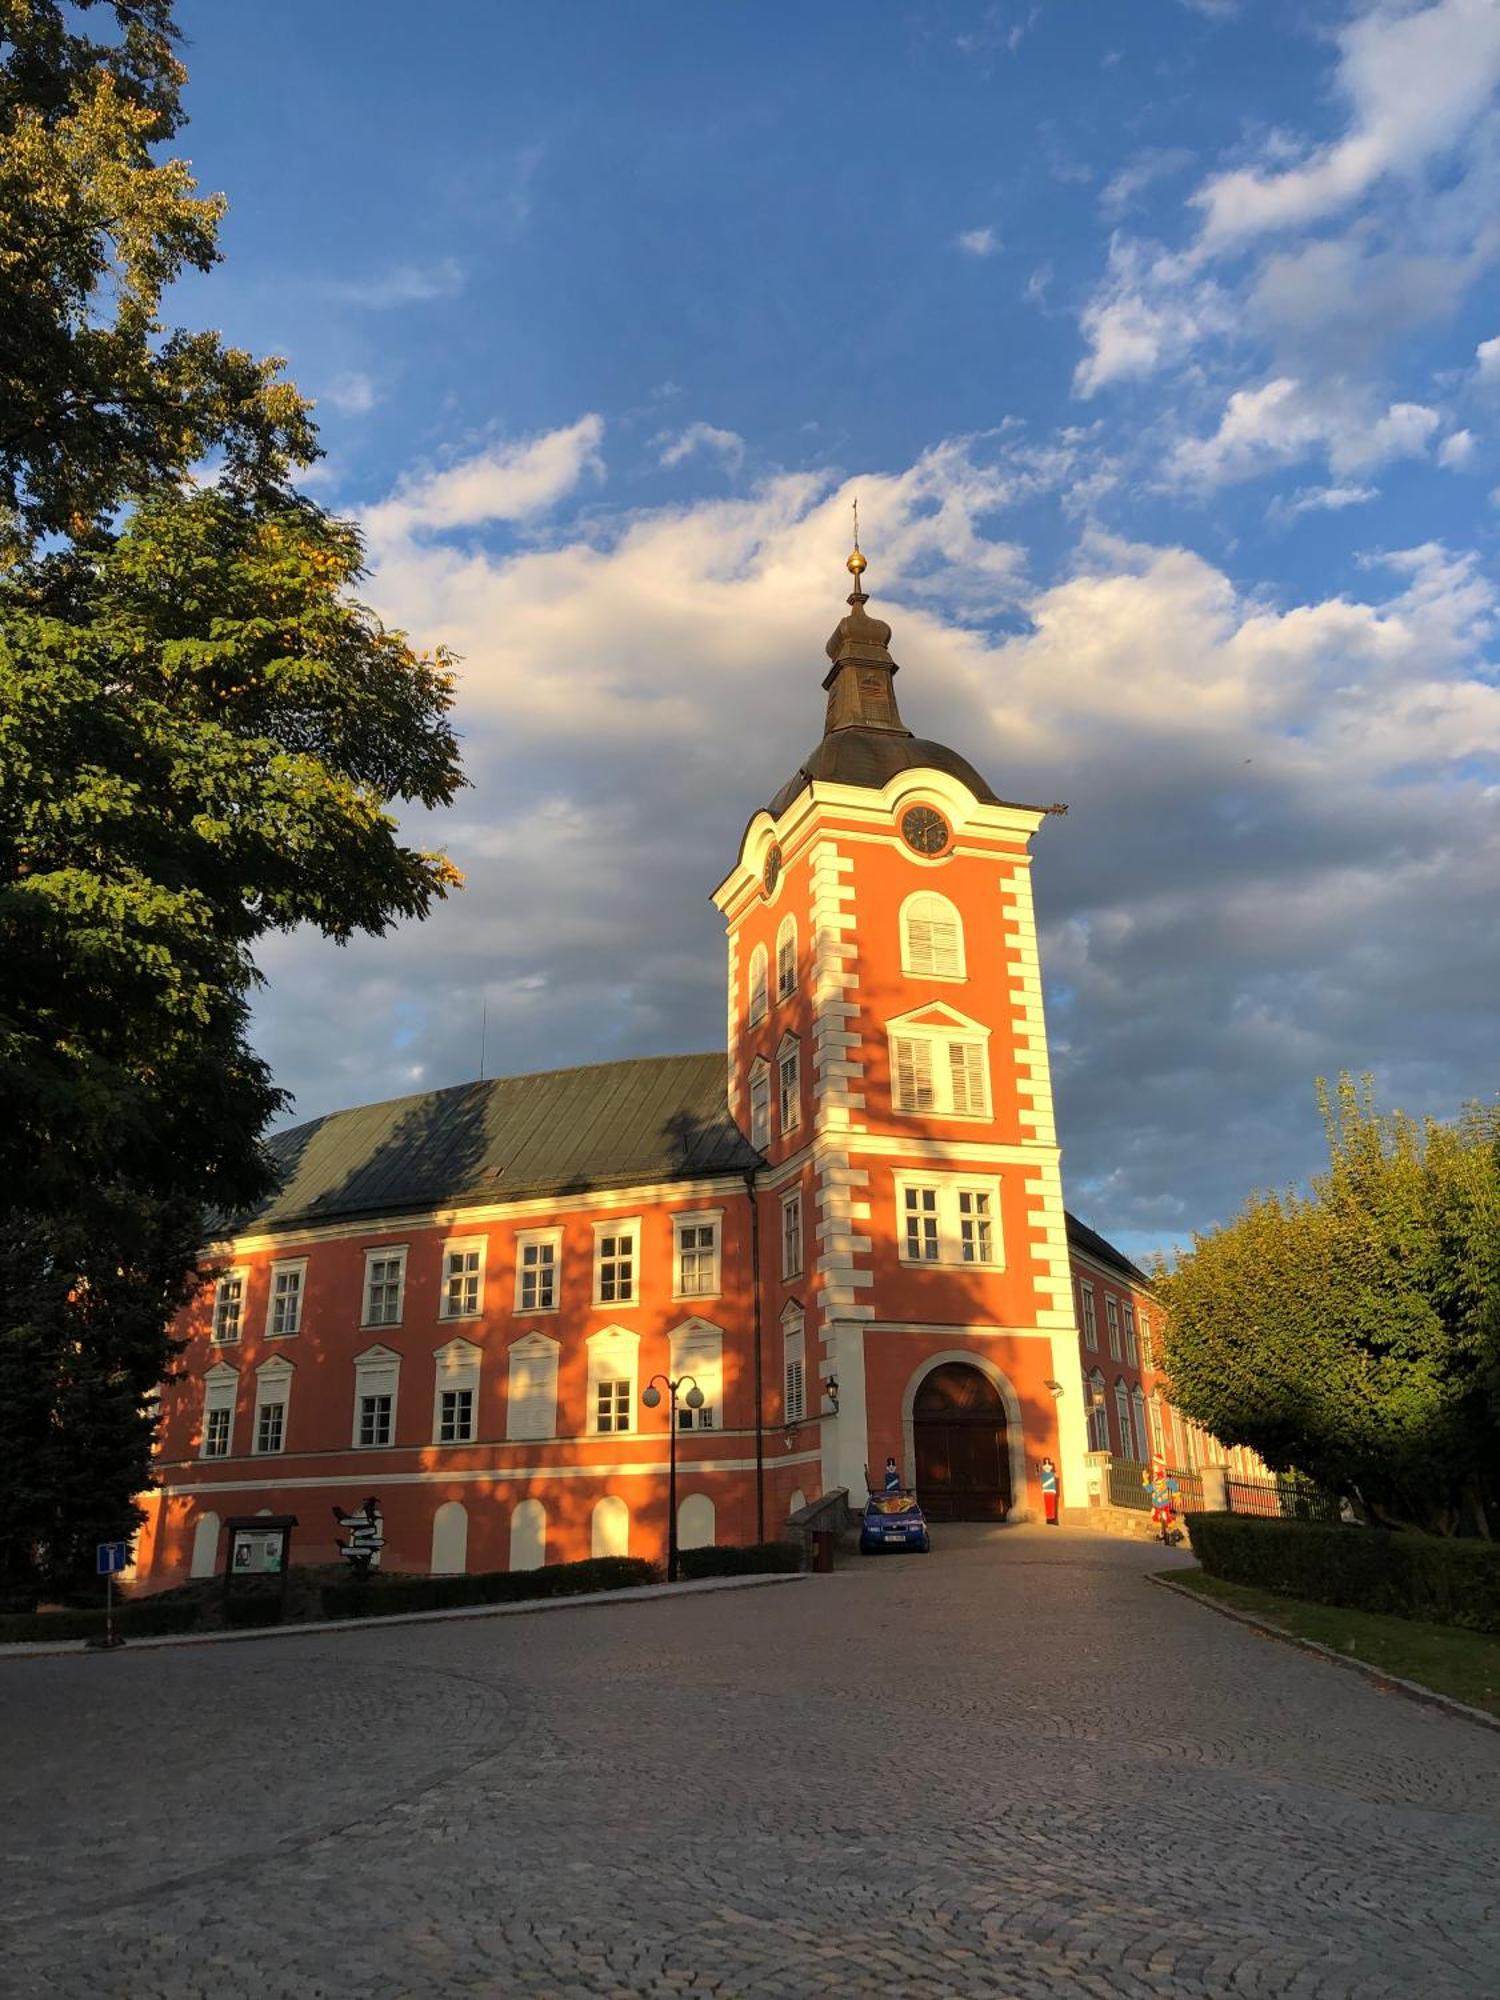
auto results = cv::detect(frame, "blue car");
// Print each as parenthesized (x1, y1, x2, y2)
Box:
(859, 1491, 932, 1554)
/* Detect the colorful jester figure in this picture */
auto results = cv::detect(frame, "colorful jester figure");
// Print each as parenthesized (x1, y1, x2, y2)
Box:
(1144, 1455, 1179, 1542)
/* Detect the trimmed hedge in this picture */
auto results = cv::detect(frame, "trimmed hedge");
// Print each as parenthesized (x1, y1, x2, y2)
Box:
(1186, 1513, 1500, 1634)
(675, 1540, 804, 1579)
(321, 1554, 657, 1621)
(0, 1598, 203, 1645)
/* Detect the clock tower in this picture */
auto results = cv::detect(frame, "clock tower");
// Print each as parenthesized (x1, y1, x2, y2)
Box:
(713, 545, 1088, 1525)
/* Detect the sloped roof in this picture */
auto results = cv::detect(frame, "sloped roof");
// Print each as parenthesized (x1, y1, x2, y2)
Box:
(767, 729, 1004, 818)
(241, 1053, 759, 1234)
(1065, 1210, 1152, 1287)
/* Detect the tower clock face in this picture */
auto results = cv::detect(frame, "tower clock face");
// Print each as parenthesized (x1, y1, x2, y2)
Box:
(762, 843, 782, 896)
(901, 806, 949, 856)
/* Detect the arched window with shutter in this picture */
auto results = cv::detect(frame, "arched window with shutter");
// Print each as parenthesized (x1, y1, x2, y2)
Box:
(900, 892, 965, 980)
(775, 913, 798, 1001)
(747, 943, 769, 1024)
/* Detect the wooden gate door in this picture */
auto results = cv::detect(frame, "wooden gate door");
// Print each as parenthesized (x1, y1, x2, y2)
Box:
(913, 1363, 1012, 1521)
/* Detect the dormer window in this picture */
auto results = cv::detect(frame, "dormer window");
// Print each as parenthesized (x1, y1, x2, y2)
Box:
(901, 892, 965, 980)
(748, 943, 769, 1026)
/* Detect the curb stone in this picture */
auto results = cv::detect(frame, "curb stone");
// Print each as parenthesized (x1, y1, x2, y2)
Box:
(1148, 1569, 1500, 1736)
(0, 1569, 806, 1662)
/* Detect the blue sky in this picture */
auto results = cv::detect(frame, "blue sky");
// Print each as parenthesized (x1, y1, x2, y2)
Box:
(173, 0, 1500, 1259)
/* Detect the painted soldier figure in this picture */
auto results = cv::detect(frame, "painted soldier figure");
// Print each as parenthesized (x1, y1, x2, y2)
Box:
(1039, 1457, 1060, 1525)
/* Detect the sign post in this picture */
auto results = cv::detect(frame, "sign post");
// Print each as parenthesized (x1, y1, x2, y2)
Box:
(222, 1515, 298, 1620)
(95, 1540, 129, 1649)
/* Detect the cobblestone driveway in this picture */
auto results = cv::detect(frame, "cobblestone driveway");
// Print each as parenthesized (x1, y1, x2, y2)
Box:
(3, 1527, 1498, 1999)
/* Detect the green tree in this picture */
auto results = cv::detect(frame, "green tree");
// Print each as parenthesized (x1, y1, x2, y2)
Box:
(0, 4, 465, 1599)
(1159, 1079, 1500, 1537)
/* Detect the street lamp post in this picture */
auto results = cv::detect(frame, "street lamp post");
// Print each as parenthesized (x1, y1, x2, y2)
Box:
(641, 1371, 704, 1582)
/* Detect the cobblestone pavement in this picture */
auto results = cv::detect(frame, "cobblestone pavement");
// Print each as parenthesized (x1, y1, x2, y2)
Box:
(3, 1527, 1499, 1999)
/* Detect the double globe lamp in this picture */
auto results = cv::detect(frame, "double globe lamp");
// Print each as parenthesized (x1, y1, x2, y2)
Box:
(641, 1372, 703, 1583)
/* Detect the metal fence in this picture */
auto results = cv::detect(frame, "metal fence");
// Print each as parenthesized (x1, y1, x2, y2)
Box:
(1225, 1476, 1342, 1523)
(1107, 1458, 1151, 1510)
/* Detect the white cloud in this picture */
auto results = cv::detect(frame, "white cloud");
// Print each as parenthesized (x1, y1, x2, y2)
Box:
(1075, 237, 1232, 395)
(1273, 481, 1380, 519)
(1438, 427, 1477, 467)
(329, 257, 466, 309)
(1476, 334, 1500, 381)
(956, 227, 1002, 258)
(251, 437, 1500, 1254)
(1100, 149, 1194, 218)
(1194, 0, 1500, 247)
(655, 423, 746, 473)
(362, 415, 605, 545)
(1172, 376, 1439, 484)
(322, 372, 379, 416)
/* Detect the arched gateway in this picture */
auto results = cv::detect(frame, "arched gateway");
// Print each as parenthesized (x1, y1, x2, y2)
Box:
(912, 1363, 1013, 1521)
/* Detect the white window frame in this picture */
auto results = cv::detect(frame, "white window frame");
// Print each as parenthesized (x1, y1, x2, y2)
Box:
(266, 1257, 307, 1339)
(782, 1304, 806, 1423)
(352, 1345, 401, 1449)
(893, 1171, 1004, 1268)
(670, 1316, 724, 1430)
(586, 1326, 639, 1437)
(211, 1269, 246, 1345)
(1114, 1378, 1134, 1460)
(506, 1332, 559, 1442)
(1123, 1299, 1138, 1366)
(514, 1227, 561, 1315)
(1079, 1281, 1098, 1350)
(780, 1185, 804, 1280)
(748, 1059, 771, 1151)
(886, 1005, 992, 1120)
(200, 1363, 238, 1460)
(673, 1211, 721, 1301)
(1086, 1368, 1110, 1453)
(775, 912, 798, 1002)
(592, 1217, 640, 1309)
(899, 890, 966, 981)
(432, 1337, 482, 1445)
(747, 942, 769, 1026)
(1139, 1310, 1155, 1373)
(1106, 1295, 1122, 1361)
(1133, 1384, 1149, 1462)
(362, 1246, 408, 1329)
(777, 1034, 801, 1135)
(439, 1237, 486, 1322)
(252, 1358, 293, 1457)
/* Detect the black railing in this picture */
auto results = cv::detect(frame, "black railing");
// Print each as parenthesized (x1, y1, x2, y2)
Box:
(1227, 1476, 1341, 1523)
(1107, 1458, 1151, 1509)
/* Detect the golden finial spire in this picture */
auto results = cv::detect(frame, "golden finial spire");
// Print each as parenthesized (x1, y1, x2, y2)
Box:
(846, 496, 868, 589)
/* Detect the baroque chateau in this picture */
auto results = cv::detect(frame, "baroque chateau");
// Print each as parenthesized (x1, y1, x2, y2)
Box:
(139, 548, 1207, 1588)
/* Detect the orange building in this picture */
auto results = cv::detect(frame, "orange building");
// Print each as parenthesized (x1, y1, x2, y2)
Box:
(137, 548, 1166, 1588)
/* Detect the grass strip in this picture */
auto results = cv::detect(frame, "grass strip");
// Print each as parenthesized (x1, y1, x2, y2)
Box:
(1166, 1569, 1500, 1720)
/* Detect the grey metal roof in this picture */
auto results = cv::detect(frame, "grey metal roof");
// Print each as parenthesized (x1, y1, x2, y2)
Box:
(767, 729, 1006, 817)
(242, 1053, 759, 1234)
(1065, 1211, 1152, 1287)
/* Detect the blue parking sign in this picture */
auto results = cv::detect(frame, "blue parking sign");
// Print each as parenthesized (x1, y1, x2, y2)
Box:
(96, 1541, 129, 1575)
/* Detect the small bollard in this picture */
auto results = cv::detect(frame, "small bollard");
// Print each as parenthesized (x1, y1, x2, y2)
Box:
(811, 1529, 835, 1574)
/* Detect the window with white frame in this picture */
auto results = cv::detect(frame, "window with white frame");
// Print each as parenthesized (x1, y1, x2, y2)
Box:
(1123, 1300, 1138, 1365)
(749, 1060, 771, 1150)
(900, 892, 966, 980)
(780, 1186, 803, 1279)
(440, 1239, 485, 1320)
(1086, 1368, 1109, 1452)
(506, 1333, 559, 1441)
(1148, 1391, 1167, 1460)
(775, 913, 798, 1001)
(1079, 1281, 1098, 1349)
(200, 1365, 237, 1459)
(362, 1247, 407, 1328)
(514, 1229, 560, 1314)
(747, 942, 769, 1025)
(670, 1318, 723, 1429)
(674, 1214, 720, 1299)
(782, 1305, 805, 1423)
(587, 1328, 638, 1436)
(887, 1009, 990, 1118)
(593, 1220, 639, 1307)
(353, 1347, 400, 1448)
(433, 1338, 481, 1445)
(211, 1270, 245, 1344)
(253, 1359, 292, 1456)
(894, 1173, 1003, 1267)
(777, 1036, 801, 1134)
(1106, 1295, 1122, 1360)
(1114, 1378, 1134, 1459)
(1132, 1384, 1148, 1460)
(1139, 1310, 1155, 1372)
(267, 1259, 306, 1338)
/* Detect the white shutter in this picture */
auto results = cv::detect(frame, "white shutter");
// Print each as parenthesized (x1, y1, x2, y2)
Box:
(904, 896, 963, 977)
(507, 1338, 558, 1441)
(947, 1039, 987, 1115)
(783, 1316, 806, 1422)
(892, 1036, 935, 1111)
